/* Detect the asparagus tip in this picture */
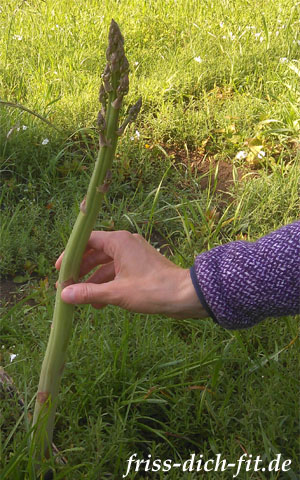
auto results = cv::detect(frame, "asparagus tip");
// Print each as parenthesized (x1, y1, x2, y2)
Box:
(109, 19, 124, 44)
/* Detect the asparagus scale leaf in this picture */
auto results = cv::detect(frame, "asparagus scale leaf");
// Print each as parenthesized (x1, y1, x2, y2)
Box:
(32, 19, 141, 463)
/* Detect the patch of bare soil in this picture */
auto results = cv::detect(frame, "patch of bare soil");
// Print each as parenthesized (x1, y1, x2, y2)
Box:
(194, 158, 242, 197)
(163, 145, 246, 200)
(0, 279, 36, 307)
(0, 279, 20, 306)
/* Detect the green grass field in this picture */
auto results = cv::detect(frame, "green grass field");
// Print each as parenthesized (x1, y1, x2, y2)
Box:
(0, 0, 299, 478)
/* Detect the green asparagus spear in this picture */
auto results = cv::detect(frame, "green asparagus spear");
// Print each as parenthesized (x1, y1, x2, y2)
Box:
(32, 19, 141, 462)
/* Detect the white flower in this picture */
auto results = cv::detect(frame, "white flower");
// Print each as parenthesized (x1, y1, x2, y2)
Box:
(229, 32, 236, 41)
(130, 130, 141, 141)
(258, 150, 266, 159)
(275, 31, 279, 36)
(10, 353, 18, 362)
(22, 125, 28, 130)
(220, 21, 224, 28)
(41, 138, 49, 145)
(134, 61, 139, 66)
(13, 34, 23, 41)
(194, 56, 202, 63)
(279, 57, 288, 63)
(236, 150, 248, 160)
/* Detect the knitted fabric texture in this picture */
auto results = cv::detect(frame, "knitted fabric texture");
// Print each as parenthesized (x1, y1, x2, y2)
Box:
(190, 222, 300, 329)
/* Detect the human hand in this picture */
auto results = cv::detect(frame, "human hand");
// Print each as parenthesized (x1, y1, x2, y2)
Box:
(55, 231, 207, 320)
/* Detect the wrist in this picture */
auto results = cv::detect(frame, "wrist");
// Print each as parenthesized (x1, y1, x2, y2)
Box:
(166, 268, 208, 320)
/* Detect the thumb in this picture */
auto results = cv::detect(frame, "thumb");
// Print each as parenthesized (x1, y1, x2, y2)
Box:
(61, 282, 116, 305)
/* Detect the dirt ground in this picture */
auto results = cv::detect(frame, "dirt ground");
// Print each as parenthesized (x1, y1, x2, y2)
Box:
(164, 144, 245, 198)
(0, 279, 33, 307)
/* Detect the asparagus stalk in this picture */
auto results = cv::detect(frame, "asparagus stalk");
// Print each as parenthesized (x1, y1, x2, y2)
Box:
(32, 19, 141, 461)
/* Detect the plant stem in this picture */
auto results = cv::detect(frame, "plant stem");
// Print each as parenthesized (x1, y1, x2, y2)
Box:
(32, 19, 141, 463)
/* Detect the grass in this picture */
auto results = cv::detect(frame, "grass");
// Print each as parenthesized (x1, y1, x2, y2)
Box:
(0, 0, 299, 478)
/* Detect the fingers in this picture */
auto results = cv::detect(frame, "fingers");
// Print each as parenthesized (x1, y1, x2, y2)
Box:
(86, 262, 115, 284)
(55, 251, 64, 270)
(56, 246, 112, 277)
(78, 250, 113, 278)
(55, 230, 133, 271)
(85, 230, 131, 258)
(55, 262, 115, 290)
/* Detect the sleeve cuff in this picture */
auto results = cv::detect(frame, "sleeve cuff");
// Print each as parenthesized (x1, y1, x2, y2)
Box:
(189, 266, 219, 325)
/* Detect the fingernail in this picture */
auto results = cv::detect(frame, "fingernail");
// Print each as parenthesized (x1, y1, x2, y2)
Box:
(61, 287, 75, 303)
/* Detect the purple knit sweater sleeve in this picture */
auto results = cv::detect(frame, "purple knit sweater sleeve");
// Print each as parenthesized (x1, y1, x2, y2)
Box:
(190, 222, 300, 329)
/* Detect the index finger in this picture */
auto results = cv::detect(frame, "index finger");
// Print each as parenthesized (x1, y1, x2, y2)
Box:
(85, 230, 134, 258)
(55, 230, 123, 271)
